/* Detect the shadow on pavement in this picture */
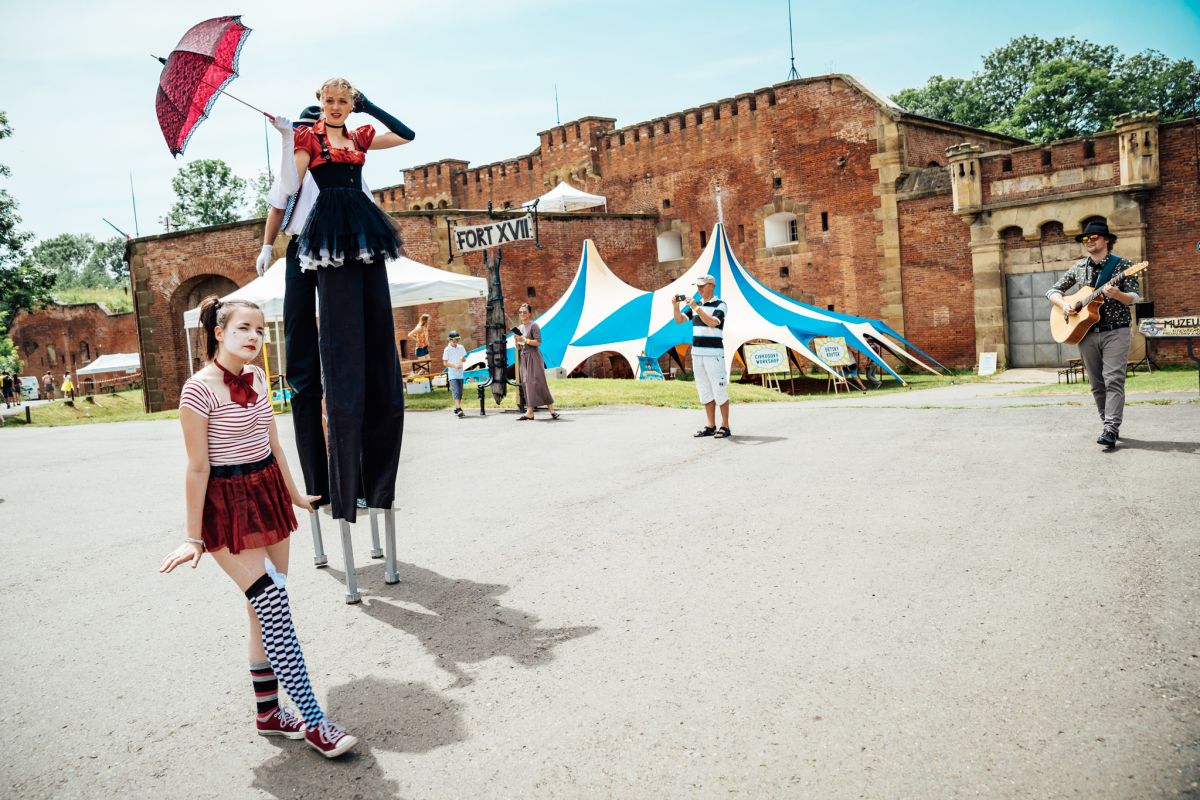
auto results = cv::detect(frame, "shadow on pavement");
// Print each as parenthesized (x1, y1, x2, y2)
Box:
(1115, 437, 1200, 454)
(250, 677, 465, 799)
(325, 562, 599, 689)
(727, 434, 788, 445)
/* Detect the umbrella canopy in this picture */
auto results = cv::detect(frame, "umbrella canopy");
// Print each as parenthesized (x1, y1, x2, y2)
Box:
(155, 16, 252, 156)
(77, 353, 141, 375)
(183, 256, 485, 328)
(522, 181, 607, 213)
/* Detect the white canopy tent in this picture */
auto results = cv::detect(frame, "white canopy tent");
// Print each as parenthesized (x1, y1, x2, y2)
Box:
(522, 181, 608, 213)
(77, 353, 141, 375)
(182, 255, 486, 375)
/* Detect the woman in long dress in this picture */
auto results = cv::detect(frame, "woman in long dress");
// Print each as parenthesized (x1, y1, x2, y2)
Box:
(514, 303, 559, 420)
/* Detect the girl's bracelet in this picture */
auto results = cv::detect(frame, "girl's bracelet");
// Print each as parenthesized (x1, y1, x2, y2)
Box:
(184, 537, 206, 551)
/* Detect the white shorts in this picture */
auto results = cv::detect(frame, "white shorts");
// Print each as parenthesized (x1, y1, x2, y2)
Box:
(693, 355, 728, 405)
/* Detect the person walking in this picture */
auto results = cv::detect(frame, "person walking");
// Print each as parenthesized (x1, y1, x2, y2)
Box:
(1045, 220, 1140, 448)
(41, 370, 54, 401)
(61, 372, 74, 401)
(673, 274, 731, 438)
(1, 371, 13, 408)
(442, 330, 467, 418)
(514, 303, 559, 421)
(160, 295, 358, 758)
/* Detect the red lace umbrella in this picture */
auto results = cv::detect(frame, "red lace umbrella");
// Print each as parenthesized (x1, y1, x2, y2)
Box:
(153, 15, 267, 156)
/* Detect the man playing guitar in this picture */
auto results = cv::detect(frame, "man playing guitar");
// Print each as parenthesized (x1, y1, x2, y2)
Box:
(1045, 221, 1141, 448)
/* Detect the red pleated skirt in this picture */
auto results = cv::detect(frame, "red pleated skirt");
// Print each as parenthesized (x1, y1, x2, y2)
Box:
(201, 454, 297, 554)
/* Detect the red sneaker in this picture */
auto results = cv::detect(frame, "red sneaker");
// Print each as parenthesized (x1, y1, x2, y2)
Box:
(305, 720, 358, 758)
(256, 707, 305, 740)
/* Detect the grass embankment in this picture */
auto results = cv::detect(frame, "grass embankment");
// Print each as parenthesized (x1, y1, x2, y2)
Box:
(52, 288, 134, 314)
(1010, 366, 1198, 396)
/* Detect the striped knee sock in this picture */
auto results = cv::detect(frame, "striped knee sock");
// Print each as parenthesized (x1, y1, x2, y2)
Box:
(245, 574, 326, 729)
(250, 660, 279, 719)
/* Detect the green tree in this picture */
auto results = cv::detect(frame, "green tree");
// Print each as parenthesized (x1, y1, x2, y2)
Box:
(891, 36, 1200, 143)
(169, 159, 247, 229)
(0, 109, 51, 334)
(249, 168, 273, 219)
(26, 233, 99, 290)
(86, 236, 128, 285)
(0, 334, 21, 374)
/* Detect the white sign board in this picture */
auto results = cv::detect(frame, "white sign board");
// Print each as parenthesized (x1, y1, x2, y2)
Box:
(744, 343, 789, 374)
(453, 215, 534, 254)
(811, 337, 854, 367)
(978, 352, 997, 376)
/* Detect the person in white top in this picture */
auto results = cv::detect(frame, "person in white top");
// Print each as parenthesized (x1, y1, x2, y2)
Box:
(442, 330, 468, 417)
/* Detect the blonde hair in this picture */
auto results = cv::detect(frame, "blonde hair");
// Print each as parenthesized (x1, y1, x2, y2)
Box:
(316, 77, 360, 103)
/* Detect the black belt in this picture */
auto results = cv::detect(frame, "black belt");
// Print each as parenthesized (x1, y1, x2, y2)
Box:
(1095, 322, 1130, 332)
(210, 453, 274, 478)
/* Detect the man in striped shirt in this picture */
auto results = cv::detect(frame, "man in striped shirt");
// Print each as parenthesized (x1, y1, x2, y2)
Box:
(673, 274, 731, 438)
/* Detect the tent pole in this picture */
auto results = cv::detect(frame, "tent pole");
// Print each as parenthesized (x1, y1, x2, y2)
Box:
(185, 324, 193, 374)
(275, 320, 287, 407)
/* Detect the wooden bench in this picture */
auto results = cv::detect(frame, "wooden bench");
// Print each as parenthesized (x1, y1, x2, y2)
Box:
(1057, 359, 1085, 384)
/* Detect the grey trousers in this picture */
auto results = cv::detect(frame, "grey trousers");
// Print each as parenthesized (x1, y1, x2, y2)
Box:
(1076, 325, 1131, 430)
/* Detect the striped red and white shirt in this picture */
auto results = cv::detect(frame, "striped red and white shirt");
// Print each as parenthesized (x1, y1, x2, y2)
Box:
(179, 366, 273, 466)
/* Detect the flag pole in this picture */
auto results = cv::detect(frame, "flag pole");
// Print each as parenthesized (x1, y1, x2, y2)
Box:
(129, 173, 140, 237)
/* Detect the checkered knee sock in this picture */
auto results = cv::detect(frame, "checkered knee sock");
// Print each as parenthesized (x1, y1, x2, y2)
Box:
(245, 574, 326, 728)
(250, 660, 279, 719)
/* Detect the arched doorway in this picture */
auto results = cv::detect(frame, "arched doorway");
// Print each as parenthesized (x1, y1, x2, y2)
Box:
(171, 274, 239, 377)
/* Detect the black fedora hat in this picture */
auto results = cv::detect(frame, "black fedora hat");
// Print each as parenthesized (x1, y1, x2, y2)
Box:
(1075, 220, 1117, 243)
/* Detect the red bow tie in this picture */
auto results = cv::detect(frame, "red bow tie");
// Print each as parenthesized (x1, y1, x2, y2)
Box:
(217, 362, 258, 408)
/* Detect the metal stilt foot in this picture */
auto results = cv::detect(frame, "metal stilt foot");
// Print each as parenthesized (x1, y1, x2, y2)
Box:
(339, 520, 361, 604)
(368, 507, 384, 559)
(309, 510, 328, 567)
(383, 506, 399, 585)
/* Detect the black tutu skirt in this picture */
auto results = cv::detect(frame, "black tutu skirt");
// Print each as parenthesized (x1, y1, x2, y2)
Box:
(297, 187, 403, 271)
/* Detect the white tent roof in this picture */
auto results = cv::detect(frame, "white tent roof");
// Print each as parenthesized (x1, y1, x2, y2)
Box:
(183, 256, 486, 328)
(77, 353, 141, 375)
(522, 181, 607, 212)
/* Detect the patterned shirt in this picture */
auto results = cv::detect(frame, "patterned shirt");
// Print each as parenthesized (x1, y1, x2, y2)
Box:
(1046, 255, 1140, 328)
(681, 297, 728, 358)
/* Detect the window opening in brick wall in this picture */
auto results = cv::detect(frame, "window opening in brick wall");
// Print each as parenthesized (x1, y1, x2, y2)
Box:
(713, 105, 721, 120)
(1001, 157, 1013, 172)
(399, 340, 408, 359)
(438, 200, 448, 209)
(422, 166, 428, 179)
(656, 231, 683, 262)
(527, 286, 536, 298)
(425, 203, 434, 210)
(827, 304, 835, 311)
(773, 176, 782, 189)
(699, 230, 707, 248)
(731, 102, 739, 116)
(47, 345, 57, 366)
(503, 200, 512, 209)
(605, 138, 611, 150)
(1083, 140, 1095, 159)
(574, 122, 581, 138)
(80, 341, 90, 362)
(619, 132, 625, 146)
(694, 110, 702, 126)
(633, 129, 640, 142)
(749, 96, 757, 111)
(1041, 150, 1051, 167)
(764, 212, 799, 247)
(663, 198, 671, 209)
(821, 212, 829, 231)
(412, 205, 421, 211)
(679, 114, 687, 130)
(767, 91, 776, 106)
(779, 266, 789, 278)
(737, 224, 745, 243)
(926, 161, 941, 168)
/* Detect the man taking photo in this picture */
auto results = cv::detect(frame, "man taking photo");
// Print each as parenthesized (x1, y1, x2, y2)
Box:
(673, 274, 731, 439)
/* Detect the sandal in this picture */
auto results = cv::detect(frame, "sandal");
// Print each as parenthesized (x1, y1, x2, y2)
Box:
(516, 415, 532, 421)
(550, 412, 560, 420)
(694, 426, 716, 438)
(714, 427, 732, 439)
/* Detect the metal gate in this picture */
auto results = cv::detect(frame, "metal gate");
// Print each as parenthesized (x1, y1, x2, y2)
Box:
(1006, 271, 1079, 367)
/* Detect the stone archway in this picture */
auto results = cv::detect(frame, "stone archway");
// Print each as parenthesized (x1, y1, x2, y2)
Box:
(170, 274, 239, 382)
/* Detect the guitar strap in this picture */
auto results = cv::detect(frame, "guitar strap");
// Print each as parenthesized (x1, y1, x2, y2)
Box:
(1094, 253, 1120, 289)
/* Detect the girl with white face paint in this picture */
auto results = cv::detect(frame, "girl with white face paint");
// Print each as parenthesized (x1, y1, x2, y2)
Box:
(159, 295, 359, 758)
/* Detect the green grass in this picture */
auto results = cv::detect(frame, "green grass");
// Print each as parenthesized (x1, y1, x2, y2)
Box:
(1009, 366, 1199, 396)
(2, 390, 177, 428)
(52, 287, 133, 314)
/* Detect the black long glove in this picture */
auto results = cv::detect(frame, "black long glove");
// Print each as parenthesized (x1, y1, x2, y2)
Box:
(354, 93, 415, 141)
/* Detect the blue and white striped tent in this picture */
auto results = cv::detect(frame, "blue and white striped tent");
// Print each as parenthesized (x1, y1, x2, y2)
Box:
(467, 222, 941, 381)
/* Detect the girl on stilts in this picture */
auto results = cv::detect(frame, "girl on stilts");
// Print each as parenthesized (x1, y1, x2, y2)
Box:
(275, 76, 413, 524)
(160, 296, 358, 758)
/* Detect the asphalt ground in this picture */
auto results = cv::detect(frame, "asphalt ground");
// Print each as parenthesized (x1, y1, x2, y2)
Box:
(1, 387, 1197, 799)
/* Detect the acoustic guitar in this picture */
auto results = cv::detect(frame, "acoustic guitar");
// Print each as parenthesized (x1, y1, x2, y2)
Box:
(1049, 261, 1149, 345)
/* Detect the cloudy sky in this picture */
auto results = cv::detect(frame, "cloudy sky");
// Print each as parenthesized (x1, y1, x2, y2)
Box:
(1, 0, 1197, 243)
